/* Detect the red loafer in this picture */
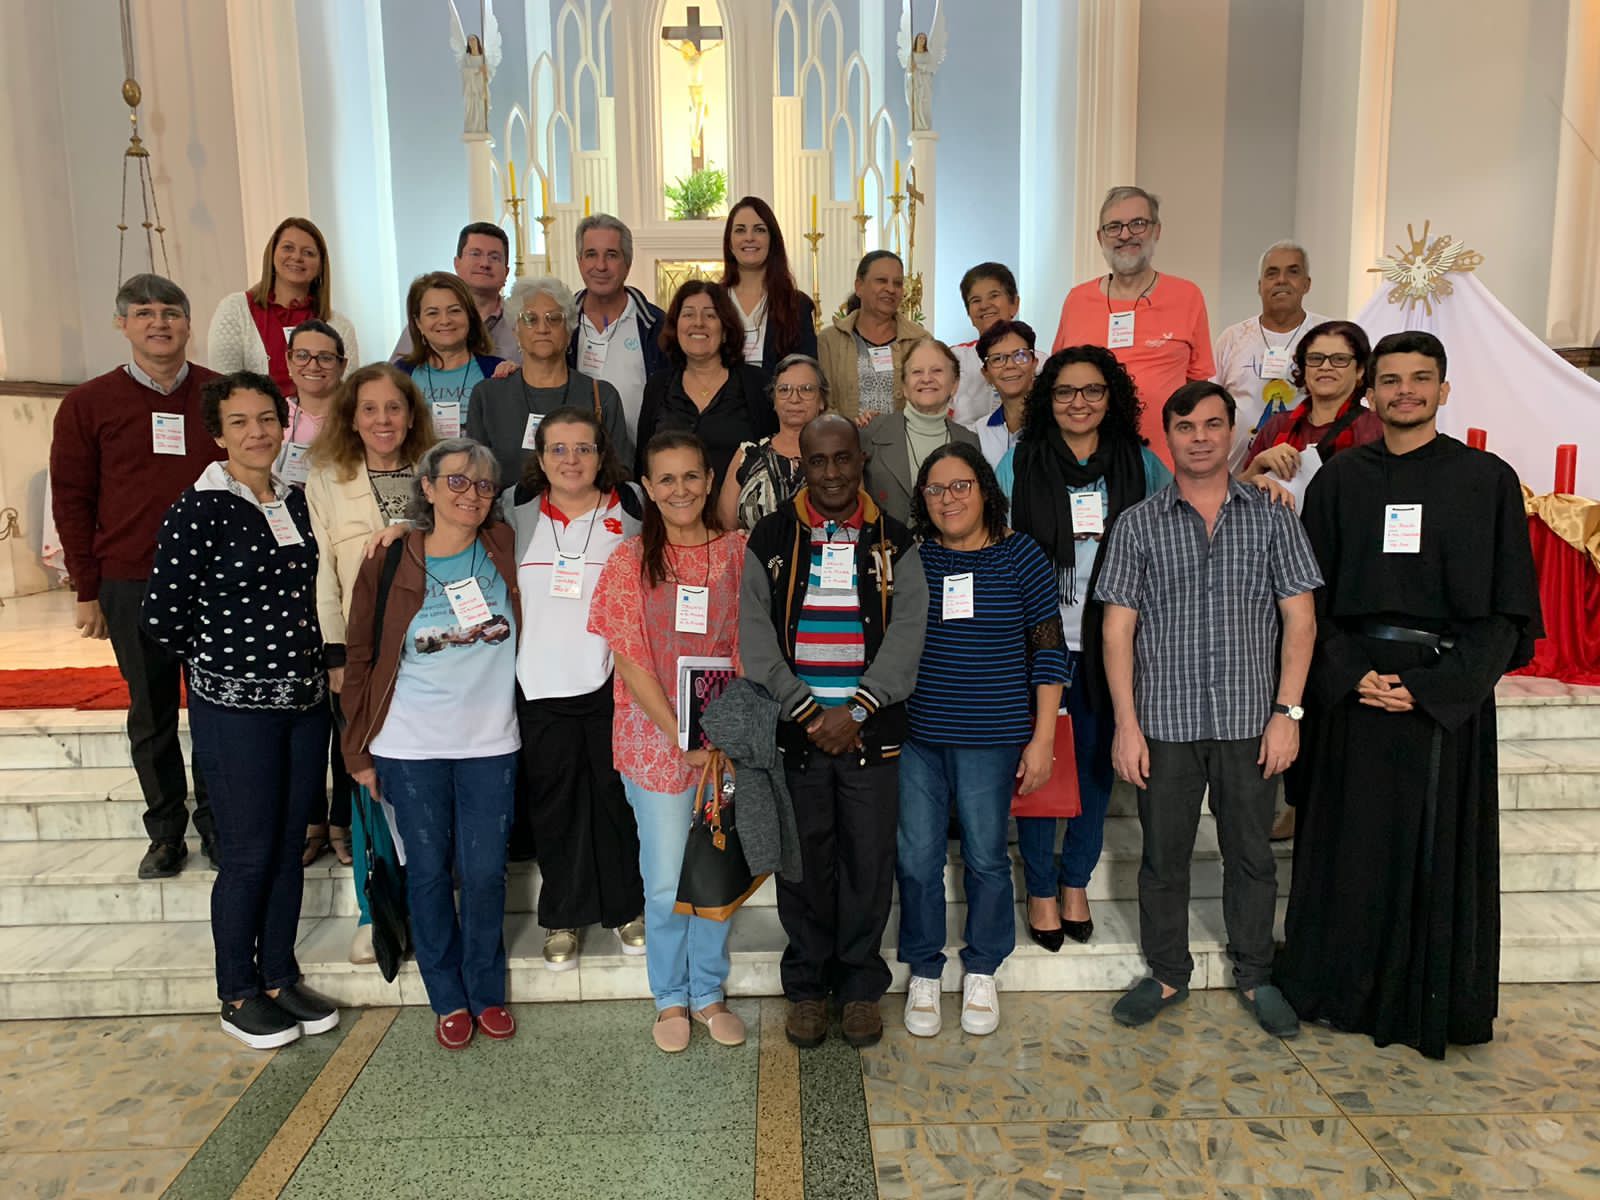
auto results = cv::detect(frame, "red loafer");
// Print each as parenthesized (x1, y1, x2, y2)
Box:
(436, 1010, 475, 1050)
(476, 1005, 516, 1040)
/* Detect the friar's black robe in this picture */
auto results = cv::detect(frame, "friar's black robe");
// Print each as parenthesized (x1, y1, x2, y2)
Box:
(1274, 434, 1542, 1059)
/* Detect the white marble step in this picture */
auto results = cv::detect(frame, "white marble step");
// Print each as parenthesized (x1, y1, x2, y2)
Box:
(2, 891, 1596, 1020)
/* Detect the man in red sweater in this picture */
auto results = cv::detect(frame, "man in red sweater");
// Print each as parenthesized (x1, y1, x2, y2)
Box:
(50, 274, 224, 878)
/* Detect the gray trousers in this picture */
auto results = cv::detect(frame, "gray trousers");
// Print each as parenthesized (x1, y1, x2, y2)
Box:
(1138, 737, 1278, 990)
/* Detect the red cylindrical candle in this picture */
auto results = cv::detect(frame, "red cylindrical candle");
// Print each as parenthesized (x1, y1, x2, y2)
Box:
(1466, 427, 1487, 450)
(1555, 444, 1577, 493)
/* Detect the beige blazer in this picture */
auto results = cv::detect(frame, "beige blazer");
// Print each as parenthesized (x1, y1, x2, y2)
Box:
(304, 461, 388, 646)
(815, 310, 928, 421)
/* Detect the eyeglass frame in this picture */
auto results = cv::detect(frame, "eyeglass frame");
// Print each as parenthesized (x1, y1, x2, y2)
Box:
(983, 348, 1037, 370)
(1098, 217, 1155, 239)
(1051, 383, 1110, 403)
(772, 382, 822, 398)
(441, 474, 498, 498)
(1303, 351, 1358, 368)
(287, 348, 346, 367)
(516, 310, 569, 329)
(920, 478, 977, 499)
(542, 441, 599, 459)
(460, 248, 507, 266)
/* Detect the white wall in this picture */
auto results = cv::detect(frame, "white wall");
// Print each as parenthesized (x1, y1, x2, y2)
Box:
(1292, 0, 1364, 320)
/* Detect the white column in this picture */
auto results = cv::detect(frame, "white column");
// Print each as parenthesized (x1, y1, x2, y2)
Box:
(1546, 0, 1600, 346)
(1018, 0, 1077, 322)
(908, 130, 938, 330)
(1343, 0, 1398, 315)
(1072, 0, 1140, 285)
(465, 134, 496, 223)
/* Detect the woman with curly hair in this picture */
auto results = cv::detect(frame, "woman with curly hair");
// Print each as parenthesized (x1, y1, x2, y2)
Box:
(896, 442, 1070, 1039)
(1000, 346, 1172, 952)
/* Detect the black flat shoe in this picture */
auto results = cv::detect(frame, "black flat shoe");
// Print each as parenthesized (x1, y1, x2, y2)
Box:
(1027, 923, 1065, 953)
(1061, 918, 1094, 944)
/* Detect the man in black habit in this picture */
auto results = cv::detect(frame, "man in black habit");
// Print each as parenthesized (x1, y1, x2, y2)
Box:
(1274, 330, 1542, 1060)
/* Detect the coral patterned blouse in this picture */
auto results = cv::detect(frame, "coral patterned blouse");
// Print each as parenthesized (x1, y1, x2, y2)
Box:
(588, 531, 746, 793)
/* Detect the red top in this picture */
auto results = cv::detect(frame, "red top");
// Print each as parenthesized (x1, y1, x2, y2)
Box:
(49, 364, 224, 599)
(1244, 399, 1385, 465)
(248, 293, 313, 395)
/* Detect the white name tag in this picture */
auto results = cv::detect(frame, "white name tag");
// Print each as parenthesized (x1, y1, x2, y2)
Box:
(1261, 345, 1293, 380)
(1070, 491, 1105, 535)
(942, 571, 974, 621)
(280, 442, 311, 485)
(521, 413, 542, 451)
(432, 400, 461, 438)
(742, 327, 762, 363)
(152, 412, 186, 455)
(675, 584, 709, 634)
(867, 343, 894, 373)
(819, 543, 854, 590)
(550, 552, 585, 598)
(446, 576, 491, 626)
(1382, 503, 1423, 554)
(262, 501, 304, 547)
(579, 336, 609, 373)
(1107, 311, 1135, 349)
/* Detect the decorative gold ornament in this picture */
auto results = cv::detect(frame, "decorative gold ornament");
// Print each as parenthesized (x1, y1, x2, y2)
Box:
(653, 260, 722, 309)
(1369, 221, 1484, 315)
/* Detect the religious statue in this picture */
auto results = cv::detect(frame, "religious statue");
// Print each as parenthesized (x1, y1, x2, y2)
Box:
(449, 0, 502, 137)
(662, 6, 724, 174)
(897, 1, 947, 132)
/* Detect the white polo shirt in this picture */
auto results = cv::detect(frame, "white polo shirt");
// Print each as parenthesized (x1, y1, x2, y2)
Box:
(577, 296, 648, 443)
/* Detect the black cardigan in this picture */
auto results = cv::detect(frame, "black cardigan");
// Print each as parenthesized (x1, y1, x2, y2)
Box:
(633, 363, 778, 485)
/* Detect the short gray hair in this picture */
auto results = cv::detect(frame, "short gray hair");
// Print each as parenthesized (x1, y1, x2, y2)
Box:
(574, 213, 634, 268)
(510, 275, 579, 336)
(769, 353, 830, 406)
(404, 437, 502, 532)
(1258, 239, 1310, 278)
(1098, 186, 1160, 227)
(116, 273, 191, 319)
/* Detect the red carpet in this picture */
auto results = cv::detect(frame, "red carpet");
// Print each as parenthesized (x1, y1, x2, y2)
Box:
(0, 667, 186, 711)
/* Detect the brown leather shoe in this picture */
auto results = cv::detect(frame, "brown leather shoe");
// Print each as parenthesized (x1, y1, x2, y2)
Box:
(841, 1000, 883, 1048)
(785, 999, 828, 1048)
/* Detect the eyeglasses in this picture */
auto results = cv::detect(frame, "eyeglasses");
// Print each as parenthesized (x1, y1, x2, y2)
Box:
(773, 382, 821, 398)
(920, 478, 977, 499)
(1052, 383, 1109, 403)
(1304, 352, 1357, 368)
(442, 474, 497, 498)
(517, 310, 567, 328)
(1099, 217, 1153, 238)
(984, 349, 1035, 369)
(461, 249, 507, 265)
(544, 442, 597, 459)
(288, 349, 344, 367)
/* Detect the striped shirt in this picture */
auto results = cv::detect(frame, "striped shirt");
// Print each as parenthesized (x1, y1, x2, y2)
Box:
(793, 512, 867, 705)
(1094, 478, 1323, 742)
(910, 532, 1070, 745)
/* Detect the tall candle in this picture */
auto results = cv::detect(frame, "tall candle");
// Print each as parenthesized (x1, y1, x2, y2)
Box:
(893, 158, 901, 195)
(584, 194, 591, 218)
(507, 159, 517, 199)
(1556, 444, 1578, 493)
(1466, 427, 1487, 450)
(540, 173, 549, 216)
(810, 192, 818, 231)
(858, 173, 865, 212)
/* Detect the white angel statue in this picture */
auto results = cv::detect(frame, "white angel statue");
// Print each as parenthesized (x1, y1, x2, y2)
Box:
(897, 1, 947, 132)
(449, 0, 502, 136)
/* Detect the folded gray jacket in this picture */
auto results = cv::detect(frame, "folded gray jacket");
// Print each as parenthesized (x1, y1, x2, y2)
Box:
(700, 678, 803, 882)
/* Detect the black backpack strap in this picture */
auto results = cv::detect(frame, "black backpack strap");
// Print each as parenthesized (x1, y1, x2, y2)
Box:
(1314, 402, 1368, 458)
(371, 538, 406, 666)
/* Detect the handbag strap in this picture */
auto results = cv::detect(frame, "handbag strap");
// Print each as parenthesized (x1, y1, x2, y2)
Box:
(370, 538, 406, 666)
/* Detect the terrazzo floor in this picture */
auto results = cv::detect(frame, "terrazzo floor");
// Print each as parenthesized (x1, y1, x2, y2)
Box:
(4, 985, 1598, 1198)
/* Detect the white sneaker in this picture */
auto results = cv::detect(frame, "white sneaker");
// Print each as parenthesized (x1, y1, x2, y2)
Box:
(961, 973, 999, 1035)
(903, 975, 942, 1037)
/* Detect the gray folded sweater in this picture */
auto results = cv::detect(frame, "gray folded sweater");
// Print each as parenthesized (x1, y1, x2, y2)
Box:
(700, 679, 803, 882)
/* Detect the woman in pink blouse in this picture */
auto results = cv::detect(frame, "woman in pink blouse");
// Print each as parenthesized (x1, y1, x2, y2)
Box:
(589, 430, 747, 1053)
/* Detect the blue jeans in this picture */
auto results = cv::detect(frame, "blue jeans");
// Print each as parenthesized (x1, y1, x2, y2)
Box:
(188, 695, 328, 1003)
(623, 776, 733, 1011)
(1015, 652, 1117, 895)
(896, 740, 1021, 978)
(374, 753, 517, 1016)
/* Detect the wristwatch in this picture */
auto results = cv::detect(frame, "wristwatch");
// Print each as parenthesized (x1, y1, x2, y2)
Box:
(847, 703, 869, 724)
(1272, 702, 1304, 721)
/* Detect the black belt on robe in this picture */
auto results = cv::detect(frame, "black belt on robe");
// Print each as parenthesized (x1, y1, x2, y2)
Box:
(1358, 621, 1456, 655)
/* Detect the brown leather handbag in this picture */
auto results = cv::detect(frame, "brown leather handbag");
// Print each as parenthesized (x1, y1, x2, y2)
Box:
(673, 750, 767, 921)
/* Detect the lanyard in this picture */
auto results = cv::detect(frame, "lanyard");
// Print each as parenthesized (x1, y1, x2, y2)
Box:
(549, 493, 605, 557)
(422, 541, 485, 591)
(1257, 314, 1308, 352)
(666, 533, 714, 590)
(1104, 271, 1158, 311)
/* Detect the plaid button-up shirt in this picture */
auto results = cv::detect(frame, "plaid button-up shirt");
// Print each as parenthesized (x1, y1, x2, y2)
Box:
(1094, 478, 1323, 742)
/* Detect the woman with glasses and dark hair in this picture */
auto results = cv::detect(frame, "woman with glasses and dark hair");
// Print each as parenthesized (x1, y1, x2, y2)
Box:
(506, 406, 647, 972)
(816, 250, 928, 423)
(963, 319, 1037, 467)
(715, 353, 829, 530)
(395, 272, 508, 437)
(340, 437, 522, 1051)
(896, 442, 1070, 1040)
(720, 196, 818, 376)
(276, 320, 348, 489)
(1001, 345, 1170, 951)
(634, 280, 776, 486)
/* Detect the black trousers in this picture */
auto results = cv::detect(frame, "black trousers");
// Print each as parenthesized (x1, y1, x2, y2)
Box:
(1138, 737, 1279, 991)
(516, 682, 644, 929)
(309, 691, 353, 829)
(777, 749, 899, 1004)
(99, 578, 211, 844)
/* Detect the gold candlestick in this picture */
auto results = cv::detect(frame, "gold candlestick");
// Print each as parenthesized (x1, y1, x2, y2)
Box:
(506, 195, 527, 279)
(906, 168, 925, 275)
(536, 213, 556, 277)
(887, 192, 906, 259)
(852, 211, 870, 258)
(803, 228, 825, 330)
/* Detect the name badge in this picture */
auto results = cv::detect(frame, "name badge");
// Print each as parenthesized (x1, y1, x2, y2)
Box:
(942, 571, 974, 621)
(819, 543, 854, 590)
(280, 442, 311, 485)
(152, 412, 186, 455)
(867, 343, 894, 373)
(1107, 311, 1135, 349)
(261, 501, 304, 547)
(742, 327, 762, 363)
(446, 576, 491, 626)
(550, 552, 585, 598)
(1070, 491, 1105, 535)
(432, 400, 461, 438)
(1261, 345, 1293, 380)
(1382, 504, 1422, 554)
(521, 413, 542, 451)
(675, 584, 709, 634)
(579, 336, 609, 373)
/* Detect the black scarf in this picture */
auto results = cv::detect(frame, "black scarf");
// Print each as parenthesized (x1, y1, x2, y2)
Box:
(1011, 430, 1148, 715)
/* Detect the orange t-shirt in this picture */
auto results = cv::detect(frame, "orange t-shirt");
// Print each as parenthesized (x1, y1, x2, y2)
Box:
(1052, 274, 1216, 465)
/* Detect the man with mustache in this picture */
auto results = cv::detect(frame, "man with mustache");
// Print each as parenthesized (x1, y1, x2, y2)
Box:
(1052, 187, 1214, 466)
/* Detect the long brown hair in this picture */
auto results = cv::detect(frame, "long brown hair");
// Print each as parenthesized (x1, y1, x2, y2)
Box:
(719, 196, 806, 358)
(638, 430, 723, 587)
(310, 362, 438, 481)
(400, 272, 492, 368)
(657, 280, 745, 369)
(250, 217, 333, 319)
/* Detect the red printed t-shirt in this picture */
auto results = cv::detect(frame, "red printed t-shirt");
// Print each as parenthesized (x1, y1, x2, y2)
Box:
(587, 530, 746, 793)
(1052, 274, 1215, 465)
(1244, 402, 1385, 465)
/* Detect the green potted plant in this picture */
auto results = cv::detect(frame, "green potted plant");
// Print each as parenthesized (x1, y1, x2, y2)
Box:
(665, 165, 727, 220)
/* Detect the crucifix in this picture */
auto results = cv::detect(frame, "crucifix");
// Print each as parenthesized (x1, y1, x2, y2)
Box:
(661, 6, 725, 173)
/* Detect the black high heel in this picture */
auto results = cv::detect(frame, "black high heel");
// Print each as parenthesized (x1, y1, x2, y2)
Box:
(1027, 923, 1065, 953)
(1061, 918, 1094, 944)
